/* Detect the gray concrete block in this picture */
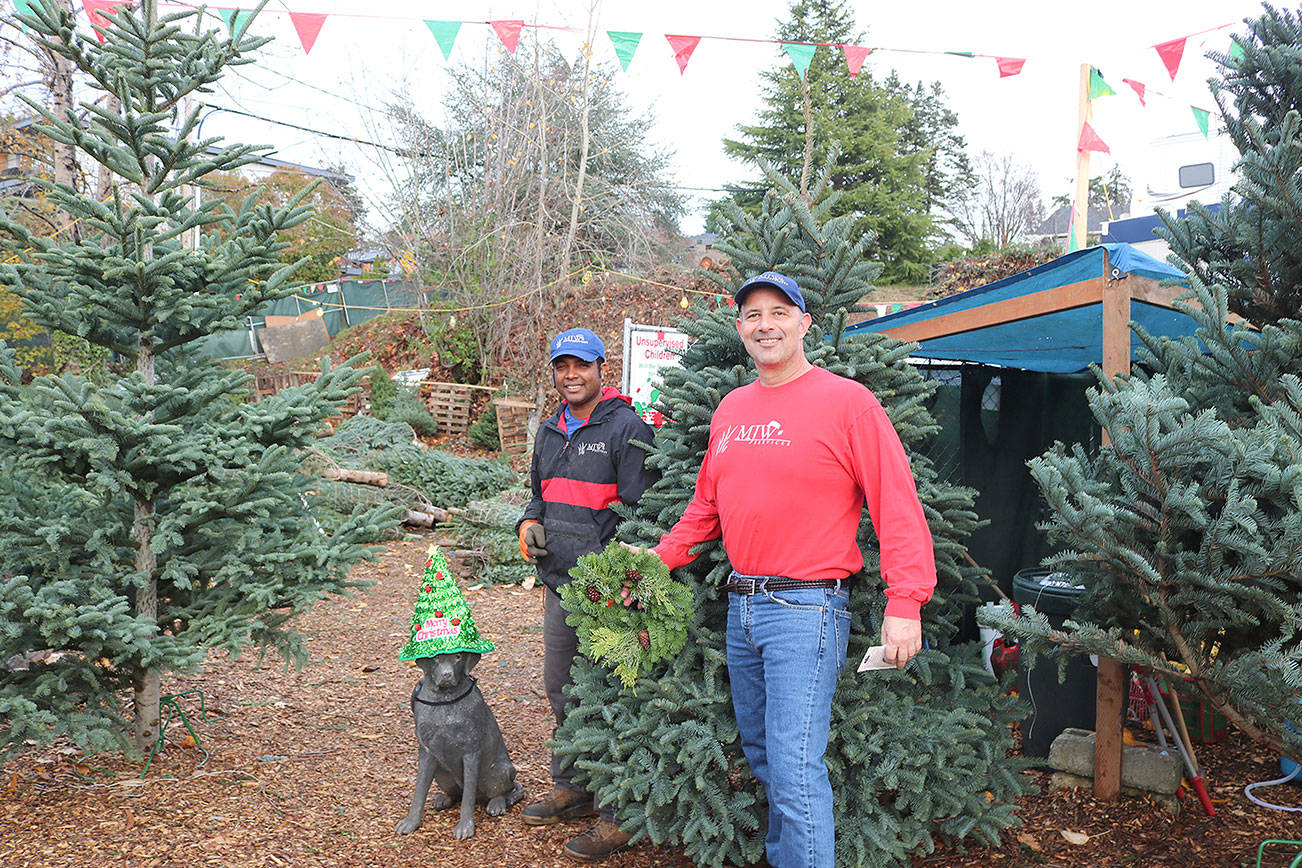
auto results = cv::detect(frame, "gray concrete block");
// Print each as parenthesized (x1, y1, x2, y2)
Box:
(1048, 728, 1183, 795)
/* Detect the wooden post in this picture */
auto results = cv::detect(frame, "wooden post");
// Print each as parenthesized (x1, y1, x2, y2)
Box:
(1094, 248, 1130, 802)
(1072, 63, 1092, 252)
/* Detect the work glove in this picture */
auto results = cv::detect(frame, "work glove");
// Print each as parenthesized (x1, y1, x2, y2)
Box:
(518, 520, 548, 562)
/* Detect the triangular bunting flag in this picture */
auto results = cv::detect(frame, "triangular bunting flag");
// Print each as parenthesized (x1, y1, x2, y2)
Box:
(1089, 67, 1116, 99)
(1122, 77, 1147, 106)
(995, 57, 1025, 77)
(1078, 121, 1110, 154)
(1154, 37, 1186, 81)
(83, 0, 130, 42)
(289, 12, 326, 54)
(219, 8, 252, 34)
(425, 20, 461, 60)
(782, 42, 816, 78)
(607, 30, 641, 71)
(1066, 226, 1081, 253)
(841, 44, 870, 78)
(1228, 39, 1245, 64)
(13, 0, 34, 29)
(665, 34, 700, 75)
(490, 19, 523, 53)
(1192, 106, 1210, 138)
(945, 50, 975, 57)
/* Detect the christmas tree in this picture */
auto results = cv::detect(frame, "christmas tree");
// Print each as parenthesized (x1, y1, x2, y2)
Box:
(0, 0, 396, 758)
(398, 547, 494, 659)
(986, 5, 1302, 758)
(552, 164, 1028, 867)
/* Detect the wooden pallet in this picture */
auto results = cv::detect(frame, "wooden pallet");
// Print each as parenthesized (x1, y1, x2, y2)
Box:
(425, 382, 475, 435)
(493, 398, 535, 456)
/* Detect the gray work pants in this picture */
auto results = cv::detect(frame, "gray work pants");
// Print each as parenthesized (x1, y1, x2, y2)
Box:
(543, 587, 613, 822)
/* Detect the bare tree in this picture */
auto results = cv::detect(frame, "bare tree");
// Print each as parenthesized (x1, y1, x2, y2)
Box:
(377, 37, 683, 428)
(945, 150, 1045, 249)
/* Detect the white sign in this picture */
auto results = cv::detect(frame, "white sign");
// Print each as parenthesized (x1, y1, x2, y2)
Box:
(622, 319, 690, 429)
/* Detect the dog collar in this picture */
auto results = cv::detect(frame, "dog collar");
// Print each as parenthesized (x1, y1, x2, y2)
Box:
(412, 674, 477, 707)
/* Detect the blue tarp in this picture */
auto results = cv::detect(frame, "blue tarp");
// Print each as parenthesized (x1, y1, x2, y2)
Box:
(845, 244, 1197, 373)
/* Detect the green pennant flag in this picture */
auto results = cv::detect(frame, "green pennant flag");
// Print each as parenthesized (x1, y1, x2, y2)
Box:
(1066, 229, 1081, 253)
(1089, 67, 1116, 99)
(1228, 39, 1245, 64)
(13, 0, 34, 29)
(945, 50, 975, 57)
(424, 20, 460, 60)
(607, 30, 641, 71)
(1192, 106, 1210, 138)
(782, 42, 816, 78)
(219, 8, 252, 33)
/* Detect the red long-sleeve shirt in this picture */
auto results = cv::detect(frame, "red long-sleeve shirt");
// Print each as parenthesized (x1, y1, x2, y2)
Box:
(653, 366, 936, 619)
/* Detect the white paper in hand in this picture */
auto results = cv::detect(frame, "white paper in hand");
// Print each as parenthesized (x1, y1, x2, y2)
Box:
(857, 645, 895, 672)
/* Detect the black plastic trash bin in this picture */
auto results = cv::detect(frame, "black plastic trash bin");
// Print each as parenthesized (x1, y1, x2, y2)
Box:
(1012, 567, 1097, 758)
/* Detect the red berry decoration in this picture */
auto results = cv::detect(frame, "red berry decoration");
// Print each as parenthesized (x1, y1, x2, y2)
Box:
(424, 560, 432, 568)
(423, 584, 432, 593)
(586, 585, 602, 602)
(435, 571, 444, 580)
(605, 599, 615, 607)
(637, 629, 651, 650)
(434, 610, 442, 618)
(451, 618, 461, 626)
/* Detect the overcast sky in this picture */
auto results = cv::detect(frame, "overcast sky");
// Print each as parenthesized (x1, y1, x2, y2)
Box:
(99, 0, 1278, 233)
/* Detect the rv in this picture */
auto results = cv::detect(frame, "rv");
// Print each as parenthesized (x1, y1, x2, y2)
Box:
(1101, 129, 1237, 260)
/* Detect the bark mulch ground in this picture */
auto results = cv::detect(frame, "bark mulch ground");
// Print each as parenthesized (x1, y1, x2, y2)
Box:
(3, 531, 1301, 867)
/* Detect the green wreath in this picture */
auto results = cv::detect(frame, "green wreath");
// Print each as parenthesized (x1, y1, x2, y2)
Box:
(559, 541, 694, 689)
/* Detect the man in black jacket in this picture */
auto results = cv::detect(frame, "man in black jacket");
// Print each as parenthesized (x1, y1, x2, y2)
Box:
(515, 328, 657, 862)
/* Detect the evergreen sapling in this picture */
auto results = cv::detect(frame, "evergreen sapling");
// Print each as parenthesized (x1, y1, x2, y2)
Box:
(0, 0, 396, 758)
(552, 163, 1028, 868)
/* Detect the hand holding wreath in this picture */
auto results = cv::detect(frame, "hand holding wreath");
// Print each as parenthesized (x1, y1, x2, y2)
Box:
(559, 541, 693, 689)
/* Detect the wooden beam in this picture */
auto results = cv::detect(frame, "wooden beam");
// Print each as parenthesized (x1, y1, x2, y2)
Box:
(877, 276, 1104, 344)
(1072, 63, 1092, 252)
(1094, 248, 1130, 803)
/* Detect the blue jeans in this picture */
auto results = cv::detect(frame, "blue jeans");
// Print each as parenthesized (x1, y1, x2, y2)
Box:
(726, 577, 851, 868)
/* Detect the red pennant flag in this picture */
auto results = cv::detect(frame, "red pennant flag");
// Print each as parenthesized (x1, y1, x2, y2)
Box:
(84, 0, 131, 42)
(290, 12, 327, 54)
(841, 44, 870, 78)
(1154, 37, 1185, 81)
(1122, 77, 1147, 106)
(490, 19, 524, 53)
(665, 34, 701, 74)
(1078, 122, 1111, 154)
(995, 57, 1025, 77)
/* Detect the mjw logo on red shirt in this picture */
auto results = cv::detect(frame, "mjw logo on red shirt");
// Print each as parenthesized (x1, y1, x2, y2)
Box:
(716, 420, 791, 454)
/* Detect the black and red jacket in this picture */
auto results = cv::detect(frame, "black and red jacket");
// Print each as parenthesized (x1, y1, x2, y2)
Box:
(517, 387, 658, 592)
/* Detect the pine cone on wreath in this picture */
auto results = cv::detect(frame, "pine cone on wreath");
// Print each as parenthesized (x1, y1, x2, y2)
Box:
(637, 629, 651, 650)
(586, 585, 602, 602)
(625, 568, 643, 583)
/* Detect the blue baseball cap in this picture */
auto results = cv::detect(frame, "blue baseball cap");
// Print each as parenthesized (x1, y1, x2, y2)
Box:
(735, 271, 806, 312)
(549, 328, 606, 363)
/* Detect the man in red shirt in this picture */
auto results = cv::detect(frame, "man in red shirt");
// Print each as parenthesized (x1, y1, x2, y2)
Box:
(651, 271, 936, 868)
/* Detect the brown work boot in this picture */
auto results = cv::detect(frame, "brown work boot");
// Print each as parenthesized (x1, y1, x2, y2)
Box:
(563, 819, 633, 862)
(520, 787, 596, 826)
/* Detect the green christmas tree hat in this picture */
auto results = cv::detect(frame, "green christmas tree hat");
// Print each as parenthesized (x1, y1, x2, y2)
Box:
(398, 546, 495, 660)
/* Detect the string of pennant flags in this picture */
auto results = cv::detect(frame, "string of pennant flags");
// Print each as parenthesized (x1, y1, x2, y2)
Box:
(15, 0, 1247, 86)
(7, 0, 1267, 155)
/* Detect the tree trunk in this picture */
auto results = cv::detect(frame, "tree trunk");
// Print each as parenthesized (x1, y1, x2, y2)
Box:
(558, 2, 598, 285)
(131, 350, 160, 756)
(46, 0, 80, 241)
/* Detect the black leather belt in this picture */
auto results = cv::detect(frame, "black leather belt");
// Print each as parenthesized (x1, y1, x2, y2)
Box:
(723, 576, 846, 594)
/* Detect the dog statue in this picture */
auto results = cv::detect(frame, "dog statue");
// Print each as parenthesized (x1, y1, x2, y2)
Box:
(396, 651, 524, 839)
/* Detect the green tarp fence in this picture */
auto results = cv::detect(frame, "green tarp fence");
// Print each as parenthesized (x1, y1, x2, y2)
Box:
(198, 277, 432, 359)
